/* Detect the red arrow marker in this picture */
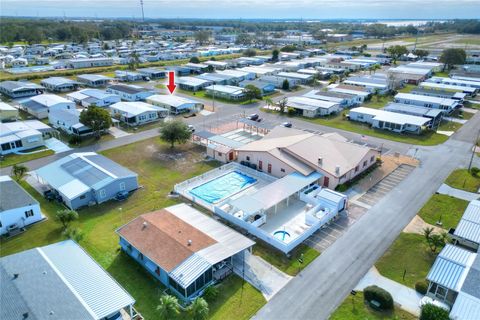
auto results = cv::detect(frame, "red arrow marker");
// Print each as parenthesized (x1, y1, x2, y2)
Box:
(167, 71, 176, 94)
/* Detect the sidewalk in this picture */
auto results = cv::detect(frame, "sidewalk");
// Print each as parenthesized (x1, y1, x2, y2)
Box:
(233, 251, 292, 301)
(355, 267, 423, 316)
(437, 183, 479, 201)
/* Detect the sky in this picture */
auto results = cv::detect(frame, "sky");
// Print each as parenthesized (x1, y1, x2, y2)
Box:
(1, 0, 480, 19)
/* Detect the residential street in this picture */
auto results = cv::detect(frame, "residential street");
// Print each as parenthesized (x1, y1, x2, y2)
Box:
(253, 112, 480, 320)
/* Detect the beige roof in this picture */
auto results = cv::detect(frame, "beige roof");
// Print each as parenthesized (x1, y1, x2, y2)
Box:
(236, 126, 375, 177)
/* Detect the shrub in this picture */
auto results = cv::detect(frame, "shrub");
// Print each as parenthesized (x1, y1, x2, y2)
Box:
(363, 285, 394, 310)
(202, 285, 218, 302)
(420, 303, 450, 320)
(470, 167, 480, 177)
(415, 280, 429, 294)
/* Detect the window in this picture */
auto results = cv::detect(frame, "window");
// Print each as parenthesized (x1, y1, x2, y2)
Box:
(218, 152, 223, 157)
(267, 163, 272, 174)
(79, 194, 86, 200)
(258, 161, 263, 170)
(99, 189, 106, 198)
(370, 156, 375, 163)
(363, 160, 367, 167)
(281, 168, 285, 173)
(155, 267, 160, 276)
(25, 209, 34, 218)
(355, 166, 359, 173)
(119, 182, 126, 191)
(138, 253, 144, 261)
(246, 156, 250, 161)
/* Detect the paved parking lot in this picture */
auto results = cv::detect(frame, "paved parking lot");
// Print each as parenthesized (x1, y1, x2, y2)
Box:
(304, 204, 367, 252)
(356, 164, 416, 207)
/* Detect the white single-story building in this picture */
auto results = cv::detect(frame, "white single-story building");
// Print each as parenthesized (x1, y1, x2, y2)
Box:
(0, 81, 45, 98)
(0, 120, 53, 155)
(286, 96, 341, 118)
(77, 74, 113, 87)
(67, 89, 121, 108)
(107, 84, 154, 102)
(146, 95, 204, 114)
(205, 85, 246, 100)
(394, 92, 460, 114)
(349, 107, 430, 134)
(110, 101, 168, 126)
(20, 94, 76, 119)
(176, 76, 213, 91)
(0, 102, 18, 122)
(48, 108, 92, 136)
(40, 77, 80, 92)
(0, 175, 43, 235)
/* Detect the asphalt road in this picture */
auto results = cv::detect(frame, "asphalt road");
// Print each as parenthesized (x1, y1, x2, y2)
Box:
(253, 112, 480, 320)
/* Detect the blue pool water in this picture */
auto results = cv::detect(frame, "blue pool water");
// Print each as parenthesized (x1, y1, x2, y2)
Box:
(189, 171, 257, 204)
(274, 231, 291, 242)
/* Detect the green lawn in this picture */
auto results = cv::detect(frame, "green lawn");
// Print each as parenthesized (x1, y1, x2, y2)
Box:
(438, 120, 463, 132)
(445, 169, 480, 193)
(362, 95, 393, 109)
(330, 291, 417, 320)
(0, 138, 267, 319)
(209, 276, 266, 320)
(417, 194, 470, 230)
(302, 113, 449, 146)
(375, 233, 439, 289)
(252, 243, 319, 276)
(0, 148, 54, 168)
(397, 84, 416, 93)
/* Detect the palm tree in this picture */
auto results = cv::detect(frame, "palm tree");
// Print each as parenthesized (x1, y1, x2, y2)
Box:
(264, 97, 273, 108)
(278, 98, 288, 114)
(157, 295, 180, 320)
(12, 164, 28, 181)
(188, 297, 209, 320)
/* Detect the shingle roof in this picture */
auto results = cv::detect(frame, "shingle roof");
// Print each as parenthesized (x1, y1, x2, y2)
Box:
(117, 209, 217, 272)
(0, 176, 38, 212)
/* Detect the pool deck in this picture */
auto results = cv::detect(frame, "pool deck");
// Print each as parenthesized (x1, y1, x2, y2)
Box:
(259, 199, 311, 244)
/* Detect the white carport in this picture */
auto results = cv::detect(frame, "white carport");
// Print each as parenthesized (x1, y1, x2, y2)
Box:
(228, 171, 322, 218)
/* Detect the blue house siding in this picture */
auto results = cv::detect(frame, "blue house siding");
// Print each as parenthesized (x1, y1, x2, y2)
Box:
(95, 176, 138, 204)
(119, 236, 214, 303)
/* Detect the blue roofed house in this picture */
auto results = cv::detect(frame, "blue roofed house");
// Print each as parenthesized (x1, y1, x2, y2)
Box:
(48, 108, 93, 136)
(1, 240, 138, 320)
(40, 77, 80, 92)
(33, 152, 138, 210)
(107, 84, 155, 101)
(66, 89, 121, 108)
(0, 175, 43, 236)
(239, 80, 276, 96)
(117, 203, 254, 303)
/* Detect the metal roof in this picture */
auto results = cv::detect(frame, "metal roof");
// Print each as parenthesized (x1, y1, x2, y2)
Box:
(287, 96, 339, 111)
(40, 77, 78, 87)
(147, 94, 201, 108)
(168, 203, 255, 266)
(454, 200, 480, 245)
(1, 240, 134, 320)
(169, 254, 211, 288)
(450, 292, 480, 320)
(110, 101, 166, 117)
(230, 172, 322, 215)
(426, 244, 476, 291)
(205, 85, 244, 95)
(384, 103, 444, 118)
(77, 74, 112, 81)
(420, 82, 477, 93)
(395, 92, 459, 107)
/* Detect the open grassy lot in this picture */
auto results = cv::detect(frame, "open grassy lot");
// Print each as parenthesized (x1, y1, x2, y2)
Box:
(375, 233, 439, 289)
(0, 148, 54, 168)
(0, 138, 267, 319)
(252, 242, 320, 276)
(330, 291, 417, 320)
(362, 95, 393, 109)
(438, 120, 463, 132)
(417, 194, 470, 230)
(303, 113, 450, 146)
(397, 84, 416, 93)
(445, 169, 480, 193)
(209, 276, 266, 320)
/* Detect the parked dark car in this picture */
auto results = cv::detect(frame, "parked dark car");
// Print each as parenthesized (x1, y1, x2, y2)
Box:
(282, 122, 293, 128)
(247, 113, 259, 121)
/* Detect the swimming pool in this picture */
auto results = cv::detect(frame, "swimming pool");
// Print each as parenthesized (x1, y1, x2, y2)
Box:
(189, 171, 257, 204)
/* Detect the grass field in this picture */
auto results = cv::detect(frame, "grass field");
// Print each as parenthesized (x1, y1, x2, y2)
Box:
(330, 291, 417, 320)
(0, 138, 268, 319)
(417, 194, 470, 230)
(0, 148, 54, 168)
(252, 242, 320, 276)
(375, 233, 439, 289)
(362, 95, 393, 109)
(445, 169, 480, 193)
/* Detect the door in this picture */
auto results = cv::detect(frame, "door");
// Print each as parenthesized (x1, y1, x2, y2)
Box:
(258, 161, 263, 171)
(267, 163, 272, 174)
(323, 176, 329, 187)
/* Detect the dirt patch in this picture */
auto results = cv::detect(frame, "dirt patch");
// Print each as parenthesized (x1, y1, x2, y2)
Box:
(403, 215, 444, 235)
